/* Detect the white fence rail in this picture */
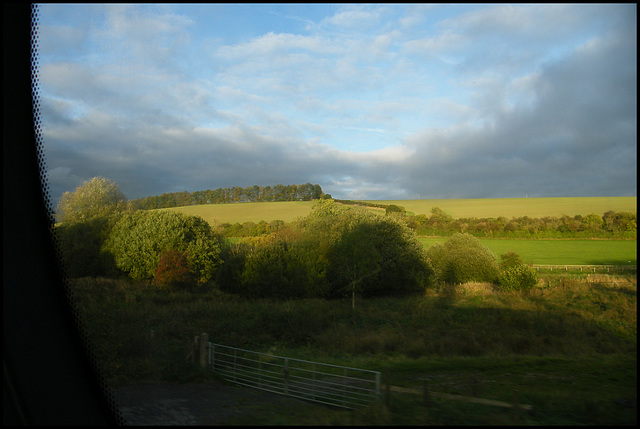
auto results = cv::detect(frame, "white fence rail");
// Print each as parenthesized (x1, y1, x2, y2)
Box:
(532, 264, 636, 272)
(208, 343, 381, 409)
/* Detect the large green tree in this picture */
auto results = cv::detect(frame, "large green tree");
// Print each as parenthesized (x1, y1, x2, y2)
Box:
(326, 209, 433, 303)
(106, 210, 222, 283)
(56, 177, 127, 223)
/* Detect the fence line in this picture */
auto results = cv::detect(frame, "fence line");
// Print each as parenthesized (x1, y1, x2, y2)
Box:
(207, 342, 381, 409)
(532, 264, 636, 272)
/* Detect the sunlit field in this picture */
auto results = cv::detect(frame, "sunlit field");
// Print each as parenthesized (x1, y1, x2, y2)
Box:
(419, 237, 637, 266)
(162, 201, 316, 224)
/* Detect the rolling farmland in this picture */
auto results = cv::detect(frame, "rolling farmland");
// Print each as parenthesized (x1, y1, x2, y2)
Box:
(161, 197, 636, 266)
(163, 196, 636, 224)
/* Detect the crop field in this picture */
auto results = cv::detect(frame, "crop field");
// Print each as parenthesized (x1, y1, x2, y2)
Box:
(162, 201, 316, 224)
(366, 196, 636, 218)
(164, 197, 636, 224)
(419, 237, 637, 266)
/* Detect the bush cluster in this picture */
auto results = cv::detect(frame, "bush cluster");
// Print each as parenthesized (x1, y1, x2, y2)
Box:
(405, 207, 636, 239)
(216, 200, 434, 300)
(106, 211, 223, 284)
(498, 264, 539, 291)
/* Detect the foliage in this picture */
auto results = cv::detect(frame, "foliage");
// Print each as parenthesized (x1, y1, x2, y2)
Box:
(498, 264, 539, 291)
(53, 215, 119, 277)
(385, 204, 406, 215)
(129, 183, 325, 209)
(56, 177, 128, 223)
(216, 200, 433, 300)
(411, 210, 636, 239)
(106, 210, 222, 283)
(154, 250, 193, 289)
(499, 251, 523, 270)
(426, 233, 500, 284)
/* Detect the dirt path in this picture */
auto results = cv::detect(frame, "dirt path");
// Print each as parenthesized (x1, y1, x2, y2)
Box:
(110, 381, 310, 425)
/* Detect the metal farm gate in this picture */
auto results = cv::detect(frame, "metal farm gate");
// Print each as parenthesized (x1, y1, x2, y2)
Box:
(208, 343, 381, 409)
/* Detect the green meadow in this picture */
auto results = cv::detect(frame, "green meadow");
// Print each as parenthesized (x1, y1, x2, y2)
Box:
(419, 237, 637, 266)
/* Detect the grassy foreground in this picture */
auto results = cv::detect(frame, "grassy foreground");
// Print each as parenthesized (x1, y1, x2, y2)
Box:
(70, 273, 636, 425)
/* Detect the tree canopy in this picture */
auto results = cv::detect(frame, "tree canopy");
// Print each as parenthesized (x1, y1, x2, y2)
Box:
(56, 177, 127, 223)
(106, 210, 222, 284)
(217, 199, 434, 300)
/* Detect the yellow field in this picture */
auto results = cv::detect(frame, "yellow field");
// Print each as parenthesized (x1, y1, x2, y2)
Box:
(160, 196, 636, 225)
(162, 201, 317, 224)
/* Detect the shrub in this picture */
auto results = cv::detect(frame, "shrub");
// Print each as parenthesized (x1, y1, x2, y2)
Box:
(500, 251, 524, 270)
(385, 204, 406, 216)
(154, 250, 193, 289)
(426, 233, 500, 284)
(498, 264, 539, 291)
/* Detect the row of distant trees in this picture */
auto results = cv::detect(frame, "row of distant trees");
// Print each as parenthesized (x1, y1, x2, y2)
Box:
(214, 206, 636, 239)
(128, 183, 327, 210)
(402, 206, 636, 239)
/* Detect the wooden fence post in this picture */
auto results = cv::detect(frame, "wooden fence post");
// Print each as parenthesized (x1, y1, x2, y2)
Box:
(192, 335, 199, 364)
(423, 380, 431, 408)
(512, 390, 521, 423)
(199, 333, 208, 368)
(283, 359, 290, 396)
(385, 370, 391, 407)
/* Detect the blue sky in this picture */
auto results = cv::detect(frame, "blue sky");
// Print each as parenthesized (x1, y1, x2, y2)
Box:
(36, 3, 636, 205)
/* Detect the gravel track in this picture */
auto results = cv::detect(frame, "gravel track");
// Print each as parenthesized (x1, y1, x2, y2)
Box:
(110, 381, 311, 425)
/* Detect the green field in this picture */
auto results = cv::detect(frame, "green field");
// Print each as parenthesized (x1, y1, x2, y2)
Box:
(366, 196, 637, 218)
(164, 197, 636, 224)
(419, 237, 637, 266)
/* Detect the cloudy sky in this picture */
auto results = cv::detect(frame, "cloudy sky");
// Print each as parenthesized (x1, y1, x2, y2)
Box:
(36, 3, 636, 205)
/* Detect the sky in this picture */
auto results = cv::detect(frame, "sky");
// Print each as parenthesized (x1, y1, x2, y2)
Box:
(36, 3, 636, 206)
